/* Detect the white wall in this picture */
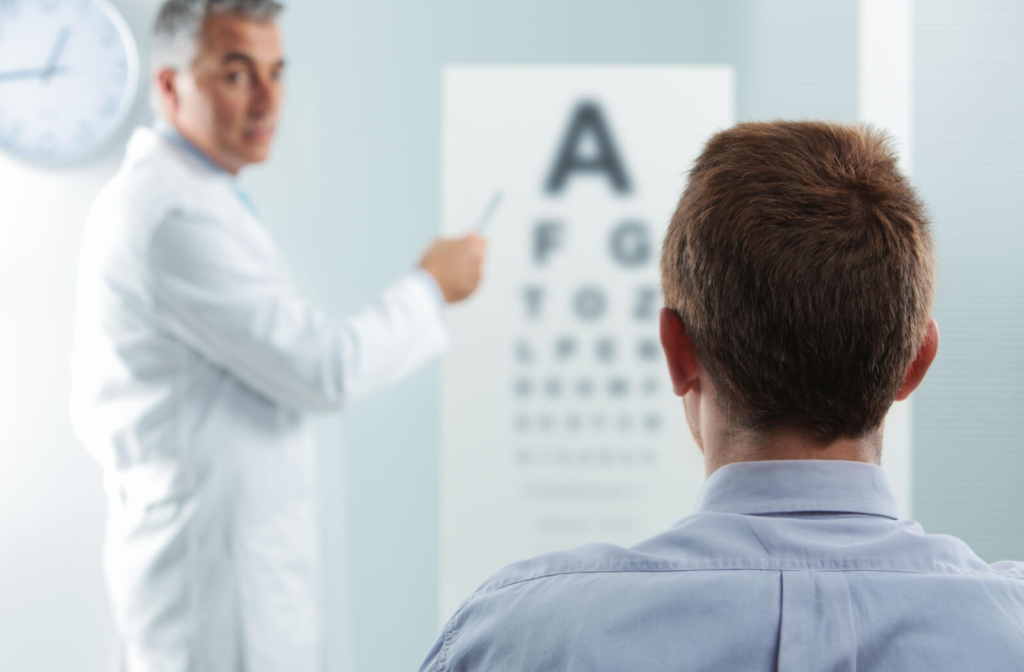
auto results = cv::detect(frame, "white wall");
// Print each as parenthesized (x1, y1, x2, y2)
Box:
(0, 155, 115, 670)
(0, 2, 156, 669)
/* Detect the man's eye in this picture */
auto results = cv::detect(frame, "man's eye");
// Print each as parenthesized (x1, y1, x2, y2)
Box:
(271, 70, 284, 82)
(226, 71, 248, 84)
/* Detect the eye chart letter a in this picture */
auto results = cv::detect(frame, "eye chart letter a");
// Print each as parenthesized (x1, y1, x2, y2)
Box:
(440, 66, 735, 620)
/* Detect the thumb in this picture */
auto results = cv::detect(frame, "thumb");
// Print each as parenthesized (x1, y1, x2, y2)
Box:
(463, 232, 487, 250)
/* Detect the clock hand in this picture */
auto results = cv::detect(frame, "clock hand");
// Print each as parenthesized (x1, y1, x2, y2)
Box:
(41, 26, 71, 83)
(0, 66, 70, 84)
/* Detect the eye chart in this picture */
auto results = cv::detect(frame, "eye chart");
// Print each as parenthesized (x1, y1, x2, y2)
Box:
(439, 65, 734, 619)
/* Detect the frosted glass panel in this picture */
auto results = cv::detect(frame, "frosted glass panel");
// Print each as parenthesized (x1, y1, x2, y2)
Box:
(913, 1, 1024, 562)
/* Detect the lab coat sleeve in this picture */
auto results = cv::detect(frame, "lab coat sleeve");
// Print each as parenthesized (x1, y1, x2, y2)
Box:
(146, 209, 448, 412)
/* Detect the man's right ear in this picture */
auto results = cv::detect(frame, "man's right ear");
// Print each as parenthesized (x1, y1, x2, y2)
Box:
(156, 69, 178, 112)
(659, 308, 701, 397)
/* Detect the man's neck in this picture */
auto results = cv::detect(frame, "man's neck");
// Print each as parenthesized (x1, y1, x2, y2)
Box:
(703, 424, 883, 477)
(157, 118, 242, 176)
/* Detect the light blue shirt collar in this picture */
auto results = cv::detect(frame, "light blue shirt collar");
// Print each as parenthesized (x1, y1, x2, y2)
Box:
(692, 459, 901, 519)
(154, 120, 259, 216)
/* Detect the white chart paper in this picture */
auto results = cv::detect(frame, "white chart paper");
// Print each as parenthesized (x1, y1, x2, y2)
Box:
(439, 65, 735, 619)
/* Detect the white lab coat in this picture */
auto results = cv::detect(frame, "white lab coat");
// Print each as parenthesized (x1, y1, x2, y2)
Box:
(69, 127, 447, 672)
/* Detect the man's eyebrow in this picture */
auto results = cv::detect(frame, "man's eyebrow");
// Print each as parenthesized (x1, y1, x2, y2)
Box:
(222, 52, 256, 67)
(221, 53, 287, 69)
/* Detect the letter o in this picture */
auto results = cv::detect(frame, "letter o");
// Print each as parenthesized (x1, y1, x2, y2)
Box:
(610, 221, 651, 267)
(573, 286, 607, 321)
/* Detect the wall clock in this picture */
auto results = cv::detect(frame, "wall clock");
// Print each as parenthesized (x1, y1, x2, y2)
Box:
(0, 0, 139, 165)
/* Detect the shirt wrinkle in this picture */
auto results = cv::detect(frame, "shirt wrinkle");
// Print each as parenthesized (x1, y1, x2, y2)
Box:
(421, 460, 1024, 672)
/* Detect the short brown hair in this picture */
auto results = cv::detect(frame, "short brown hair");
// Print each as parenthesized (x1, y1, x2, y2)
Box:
(661, 121, 935, 440)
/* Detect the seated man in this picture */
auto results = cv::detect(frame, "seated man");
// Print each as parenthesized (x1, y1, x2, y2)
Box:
(418, 121, 1024, 671)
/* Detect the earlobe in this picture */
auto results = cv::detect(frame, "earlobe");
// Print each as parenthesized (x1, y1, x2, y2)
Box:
(659, 308, 701, 397)
(895, 318, 939, 401)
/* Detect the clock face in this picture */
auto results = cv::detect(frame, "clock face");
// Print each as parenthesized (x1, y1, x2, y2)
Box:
(0, 0, 139, 165)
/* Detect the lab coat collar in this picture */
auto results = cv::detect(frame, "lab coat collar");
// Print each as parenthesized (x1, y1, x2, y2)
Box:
(146, 121, 260, 217)
(152, 119, 234, 178)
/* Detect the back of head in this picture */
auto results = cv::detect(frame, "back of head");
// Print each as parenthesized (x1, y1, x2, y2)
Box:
(660, 121, 935, 441)
(151, 0, 283, 73)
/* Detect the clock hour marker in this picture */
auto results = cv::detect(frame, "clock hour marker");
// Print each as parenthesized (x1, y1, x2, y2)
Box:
(99, 96, 117, 118)
(1, 121, 24, 145)
(75, 121, 94, 145)
(38, 132, 58, 155)
(0, 0, 23, 17)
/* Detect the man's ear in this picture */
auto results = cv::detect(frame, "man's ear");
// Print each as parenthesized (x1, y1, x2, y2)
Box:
(659, 308, 701, 397)
(895, 318, 939, 401)
(155, 69, 179, 115)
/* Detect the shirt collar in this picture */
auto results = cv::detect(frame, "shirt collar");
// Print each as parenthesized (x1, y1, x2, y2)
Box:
(692, 459, 901, 520)
(154, 119, 233, 178)
(152, 120, 259, 216)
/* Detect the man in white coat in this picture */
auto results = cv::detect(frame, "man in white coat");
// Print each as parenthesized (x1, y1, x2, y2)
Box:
(69, 1, 485, 670)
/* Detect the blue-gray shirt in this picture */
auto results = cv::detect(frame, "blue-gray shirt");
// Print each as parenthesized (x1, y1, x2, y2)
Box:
(419, 460, 1024, 671)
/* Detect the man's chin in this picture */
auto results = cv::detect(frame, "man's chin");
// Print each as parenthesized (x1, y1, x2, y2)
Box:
(240, 143, 272, 166)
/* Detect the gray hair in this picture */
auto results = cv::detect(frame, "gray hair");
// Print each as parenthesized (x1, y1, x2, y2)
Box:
(151, 0, 284, 72)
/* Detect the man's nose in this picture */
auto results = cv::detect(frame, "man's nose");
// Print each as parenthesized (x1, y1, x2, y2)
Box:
(249, 77, 277, 117)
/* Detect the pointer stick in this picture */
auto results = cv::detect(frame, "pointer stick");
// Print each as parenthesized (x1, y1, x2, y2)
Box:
(475, 191, 503, 234)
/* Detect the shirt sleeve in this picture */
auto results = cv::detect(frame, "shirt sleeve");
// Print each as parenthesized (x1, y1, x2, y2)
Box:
(146, 209, 448, 412)
(416, 631, 446, 672)
(417, 595, 480, 672)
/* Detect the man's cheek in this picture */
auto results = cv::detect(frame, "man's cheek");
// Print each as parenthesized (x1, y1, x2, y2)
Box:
(215, 100, 244, 134)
